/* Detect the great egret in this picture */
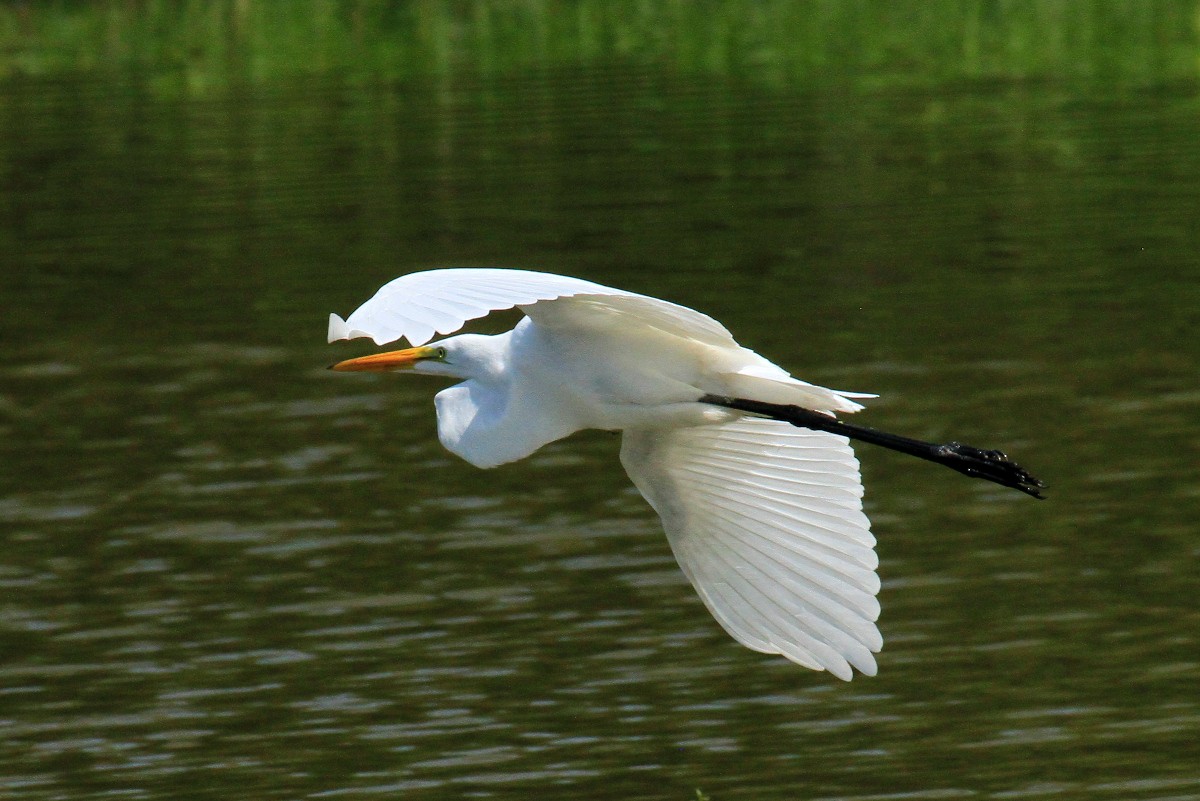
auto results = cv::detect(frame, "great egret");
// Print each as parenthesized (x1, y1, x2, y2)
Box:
(328, 268, 1042, 680)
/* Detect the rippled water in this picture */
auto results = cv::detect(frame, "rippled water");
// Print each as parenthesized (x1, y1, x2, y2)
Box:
(2, 72, 1198, 799)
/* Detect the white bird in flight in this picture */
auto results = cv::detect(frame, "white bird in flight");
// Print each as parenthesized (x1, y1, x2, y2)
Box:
(328, 268, 1042, 680)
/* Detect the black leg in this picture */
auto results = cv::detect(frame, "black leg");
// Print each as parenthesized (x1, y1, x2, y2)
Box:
(700, 395, 1046, 499)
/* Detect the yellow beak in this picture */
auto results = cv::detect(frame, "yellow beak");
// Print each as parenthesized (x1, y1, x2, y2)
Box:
(329, 345, 440, 372)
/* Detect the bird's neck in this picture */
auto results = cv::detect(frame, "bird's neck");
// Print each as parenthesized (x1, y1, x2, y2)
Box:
(446, 331, 512, 383)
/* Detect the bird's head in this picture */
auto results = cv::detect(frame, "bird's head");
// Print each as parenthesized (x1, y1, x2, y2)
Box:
(328, 334, 495, 381)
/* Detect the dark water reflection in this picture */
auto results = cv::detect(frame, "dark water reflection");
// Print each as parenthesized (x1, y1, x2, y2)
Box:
(1, 71, 1198, 799)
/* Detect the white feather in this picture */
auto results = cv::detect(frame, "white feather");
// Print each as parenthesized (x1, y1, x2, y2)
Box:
(620, 417, 881, 680)
(326, 267, 734, 348)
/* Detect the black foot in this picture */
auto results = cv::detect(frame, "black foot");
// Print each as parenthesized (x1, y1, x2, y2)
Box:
(934, 443, 1046, 499)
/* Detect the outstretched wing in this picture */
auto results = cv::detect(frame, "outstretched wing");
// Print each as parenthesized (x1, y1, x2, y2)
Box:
(620, 417, 881, 680)
(328, 267, 734, 348)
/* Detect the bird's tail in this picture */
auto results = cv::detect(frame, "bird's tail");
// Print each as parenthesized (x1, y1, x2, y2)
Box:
(715, 366, 875, 415)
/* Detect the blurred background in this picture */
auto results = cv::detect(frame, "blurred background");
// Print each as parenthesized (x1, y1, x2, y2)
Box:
(1, 2, 1198, 799)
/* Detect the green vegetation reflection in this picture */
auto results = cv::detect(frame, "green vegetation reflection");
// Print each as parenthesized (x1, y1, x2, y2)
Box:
(2, 0, 1197, 90)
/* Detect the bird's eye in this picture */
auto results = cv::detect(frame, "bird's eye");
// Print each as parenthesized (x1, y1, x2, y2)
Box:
(435, 347, 447, 360)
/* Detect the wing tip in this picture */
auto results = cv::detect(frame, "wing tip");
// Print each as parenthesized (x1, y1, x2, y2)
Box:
(328, 313, 395, 345)
(327, 313, 350, 343)
(818, 650, 878, 681)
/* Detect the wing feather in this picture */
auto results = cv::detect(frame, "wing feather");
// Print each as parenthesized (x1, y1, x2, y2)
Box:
(674, 469, 879, 569)
(620, 417, 881, 680)
(677, 466, 876, 550)
(696, 532, 866, 675)
(697, 514, 882, 641)
(328, 267, 734, 347)
(676, 482, 882, 616)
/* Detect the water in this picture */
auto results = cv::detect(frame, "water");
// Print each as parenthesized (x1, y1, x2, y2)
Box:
(2, 70, 1198, 800)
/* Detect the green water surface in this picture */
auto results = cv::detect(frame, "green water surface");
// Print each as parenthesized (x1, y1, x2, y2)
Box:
(1, 5, 1198, 800)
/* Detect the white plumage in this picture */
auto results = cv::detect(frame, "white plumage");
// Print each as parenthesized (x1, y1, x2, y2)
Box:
(328, 267, 734, 348)
(330, 268, 882, 679)
(621, 420, 879, 679)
